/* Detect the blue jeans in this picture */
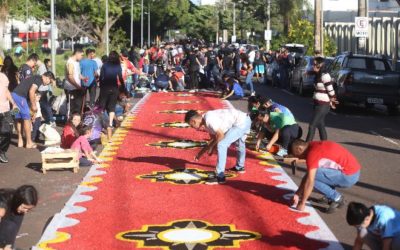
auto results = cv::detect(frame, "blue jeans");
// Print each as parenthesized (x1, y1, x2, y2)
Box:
(245, 70, 254, 93)
(216, 117, 251, 178)
(314, 168, 360, 201)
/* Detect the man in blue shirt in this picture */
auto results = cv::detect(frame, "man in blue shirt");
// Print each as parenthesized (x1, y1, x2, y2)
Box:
(80, 49, 98, 107)
(347, 202, 400, 250)
(222, 77, 244, 100)
(262, 98, 295, 119)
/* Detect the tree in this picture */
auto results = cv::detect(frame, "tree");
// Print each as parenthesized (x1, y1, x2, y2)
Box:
(56, 15, 90, 51)
(184, 5, 218, 41)
(56, 0, 129, 50)
(288, 19, 336, 56)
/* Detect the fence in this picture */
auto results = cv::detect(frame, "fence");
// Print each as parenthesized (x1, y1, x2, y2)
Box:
(325, 17, 400, 60)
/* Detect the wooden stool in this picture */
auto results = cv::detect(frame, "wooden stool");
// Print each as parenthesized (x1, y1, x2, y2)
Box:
(41, 149, 79, 174)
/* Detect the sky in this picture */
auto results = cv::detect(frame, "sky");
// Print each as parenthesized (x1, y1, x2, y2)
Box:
(308, 0, 358, 11)
(191, 0, 359, 10)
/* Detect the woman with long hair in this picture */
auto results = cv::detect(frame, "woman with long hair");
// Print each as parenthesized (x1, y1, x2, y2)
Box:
(99, 51, 123, 142)
(0, 185, 38, 249)
(61, 112, 81, 149)
(306, 57, 338, 142)
(1, 56, 19, 92)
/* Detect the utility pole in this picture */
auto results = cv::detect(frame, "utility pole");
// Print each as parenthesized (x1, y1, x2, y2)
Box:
(222, 0, 227, 42)
(141, 0, 144, 48)
(233, 3, 236, 39)
(320, 0, 324, 55)
(26, 0, 29, 55)
(148, 1, 150, 46)
(105, 0, 109, 55)
(314, 0, 322, 54)
(216, 7, 219, 44)
(130, 0, 133, 47)
(266, 0, 271, 51)
(357, 0, 367, 54)
(50, 0, 56, 75)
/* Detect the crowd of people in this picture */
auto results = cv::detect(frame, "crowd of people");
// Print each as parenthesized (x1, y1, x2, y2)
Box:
(0, 41, 399, 250)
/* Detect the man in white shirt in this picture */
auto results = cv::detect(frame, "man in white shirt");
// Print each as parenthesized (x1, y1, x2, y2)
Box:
(64, 48, 84, 116)
(185, 109, 251, 184)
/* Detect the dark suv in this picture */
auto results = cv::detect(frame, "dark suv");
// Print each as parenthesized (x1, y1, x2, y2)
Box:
(327, 53, 400, 114)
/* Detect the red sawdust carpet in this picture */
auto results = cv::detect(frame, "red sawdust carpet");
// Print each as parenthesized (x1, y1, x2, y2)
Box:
(48, 93, 329, 250)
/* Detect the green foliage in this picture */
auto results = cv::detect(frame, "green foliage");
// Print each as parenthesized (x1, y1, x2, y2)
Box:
(8, 0, 49, 20)
(110, 28, 130, 52)
(184, 5, 217, 41)
(288, 19, 337, 56)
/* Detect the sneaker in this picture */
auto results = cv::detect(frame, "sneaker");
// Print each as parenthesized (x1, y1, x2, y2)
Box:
(0, 153, 9, 163)
(314, 196, 330, 204)
(228, 166, 246, 174)
(276, 148, 288, 157)
(205, 176, 226, 185)
(326, 195, 345, 214)
(251, 91, 256, 96)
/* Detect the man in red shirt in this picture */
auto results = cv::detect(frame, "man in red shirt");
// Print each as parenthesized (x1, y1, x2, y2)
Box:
(290, 139, 361, 213)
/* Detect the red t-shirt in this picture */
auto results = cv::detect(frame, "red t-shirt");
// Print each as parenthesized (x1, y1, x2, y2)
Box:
(172, 72, 184, 82)
(306, 141, 361, 175)
(61, 124, 78, 149)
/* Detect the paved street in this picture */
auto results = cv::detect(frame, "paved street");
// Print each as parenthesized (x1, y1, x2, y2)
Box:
(1, 84, 399, 249)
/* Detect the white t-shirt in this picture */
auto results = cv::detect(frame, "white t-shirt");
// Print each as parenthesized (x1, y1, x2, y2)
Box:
(35, 101, 42, 119)
(93, 57, 103, 76)
(248, 50, 256, 64)
(203, 109, 248, 134)
(64, 58, 81, 91)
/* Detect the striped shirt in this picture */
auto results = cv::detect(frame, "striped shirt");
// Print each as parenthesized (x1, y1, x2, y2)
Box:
(313, 73, 336, 105)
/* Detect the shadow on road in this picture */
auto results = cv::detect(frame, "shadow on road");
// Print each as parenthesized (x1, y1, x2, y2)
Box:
(342, 142, 400, 155)
(117, 156, 214, 170)
(279, 161, 400, 198)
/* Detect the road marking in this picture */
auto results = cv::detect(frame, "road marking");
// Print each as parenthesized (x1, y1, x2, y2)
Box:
(370, 130, 400, 147)
(281, 89, 295, 96)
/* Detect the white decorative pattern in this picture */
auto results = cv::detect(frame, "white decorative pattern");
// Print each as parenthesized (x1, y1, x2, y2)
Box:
(33, 93, 151, 249)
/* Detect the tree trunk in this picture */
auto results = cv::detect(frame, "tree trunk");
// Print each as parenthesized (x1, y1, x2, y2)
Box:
(283, 14, 290, 35)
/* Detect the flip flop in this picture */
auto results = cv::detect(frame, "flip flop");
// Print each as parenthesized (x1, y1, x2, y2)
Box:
(26, 144, 37, 149)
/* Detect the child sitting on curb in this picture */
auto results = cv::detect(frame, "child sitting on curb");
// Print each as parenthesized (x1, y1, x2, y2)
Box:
(71, 125, 102, 167)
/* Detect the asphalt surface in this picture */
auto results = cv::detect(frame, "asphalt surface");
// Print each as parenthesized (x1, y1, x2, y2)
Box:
(1, 84, 399, 250)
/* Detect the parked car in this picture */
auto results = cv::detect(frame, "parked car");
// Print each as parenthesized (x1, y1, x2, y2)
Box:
(327, 53, 400, 114)
(290, 56, 333, 95)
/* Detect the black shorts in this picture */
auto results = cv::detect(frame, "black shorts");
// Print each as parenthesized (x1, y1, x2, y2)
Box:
(99, 87, 119, 113)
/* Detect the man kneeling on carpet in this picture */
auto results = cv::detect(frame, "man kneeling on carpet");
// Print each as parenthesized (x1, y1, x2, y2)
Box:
(185, 109, 251, 184)
(290, 139, 361, 213)
(255, 108, 301, 157)
(71, 125, 102, 167)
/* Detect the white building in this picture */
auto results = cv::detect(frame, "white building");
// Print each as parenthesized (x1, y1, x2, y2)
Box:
(308, 0, 400, 22)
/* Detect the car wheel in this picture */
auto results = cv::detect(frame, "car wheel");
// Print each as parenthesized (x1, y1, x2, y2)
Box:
(387, 105, 399, 116)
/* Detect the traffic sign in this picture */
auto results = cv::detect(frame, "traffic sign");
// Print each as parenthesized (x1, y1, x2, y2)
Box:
(264, 30, 272, 41)
(355, 17, 369, 38)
